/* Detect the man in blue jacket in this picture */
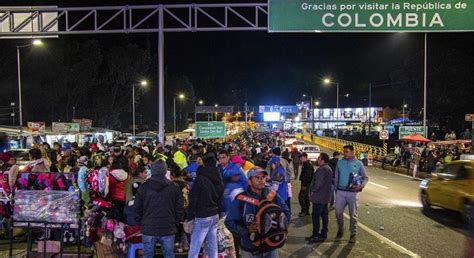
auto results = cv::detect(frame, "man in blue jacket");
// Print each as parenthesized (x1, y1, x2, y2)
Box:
(218, 150, 248, 213)
(268, 156, 288, 205)
(225, 167, 290, 257)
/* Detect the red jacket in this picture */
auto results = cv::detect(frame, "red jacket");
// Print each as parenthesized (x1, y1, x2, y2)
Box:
(107, 169, 129, 202)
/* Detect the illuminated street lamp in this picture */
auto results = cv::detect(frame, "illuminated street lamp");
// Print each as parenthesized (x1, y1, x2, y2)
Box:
(16, 39, 43, 147)
(402, 104, 408, 124)
(174, 93, 185, 133)
(323, 77, 340, 138)
(132, 80, 148, 138)
(195, 100, 204, 123)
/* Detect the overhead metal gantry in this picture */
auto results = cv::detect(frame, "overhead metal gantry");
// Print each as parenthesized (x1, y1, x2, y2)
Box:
(0, 3, 269, 142)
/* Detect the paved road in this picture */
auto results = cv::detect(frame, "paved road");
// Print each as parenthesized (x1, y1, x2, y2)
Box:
(280, 145, 469, 257)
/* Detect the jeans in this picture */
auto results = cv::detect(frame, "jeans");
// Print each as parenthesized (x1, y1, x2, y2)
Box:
(142, 234, 175, 258)
(240, 249, 278, 258)
(335, 190, 358, 236)
(312, 203, 328, 238)
(298, 186, 310, 214)
(188, 214, 219, 258)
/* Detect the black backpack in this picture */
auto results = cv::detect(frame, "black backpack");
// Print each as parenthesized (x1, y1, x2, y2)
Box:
(237, 190, 289, 253)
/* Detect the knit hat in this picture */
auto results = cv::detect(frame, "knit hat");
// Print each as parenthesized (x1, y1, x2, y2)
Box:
(151, 160, 167, 176)
(231, 155, 245, 165)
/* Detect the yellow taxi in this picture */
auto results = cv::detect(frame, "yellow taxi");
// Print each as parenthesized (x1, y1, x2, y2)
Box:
(419, 160, 474, 222)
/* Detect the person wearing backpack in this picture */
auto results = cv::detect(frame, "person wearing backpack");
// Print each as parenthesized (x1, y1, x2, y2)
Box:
(225, 167, 291, 258)
(334, 145, 368, 244)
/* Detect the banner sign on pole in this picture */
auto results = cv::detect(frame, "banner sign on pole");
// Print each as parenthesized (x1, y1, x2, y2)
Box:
(52, 122, 80, 134)
(269, 0, 474, 32)
(399, 126, 427, 139)
(72, 118, 93, 132)
(196, 122, 226, 139)
(258, 105, 299, 114)
(379, 129, 389, 140)
(27, 122, 45, 133)
(195, 106, 234, 114)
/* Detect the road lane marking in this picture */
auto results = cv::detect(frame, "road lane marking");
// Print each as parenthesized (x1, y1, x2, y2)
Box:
(368, 181, 389, 189)
(343, 213, 420, 257)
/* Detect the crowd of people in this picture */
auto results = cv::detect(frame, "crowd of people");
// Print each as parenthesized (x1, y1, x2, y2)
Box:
(0, 131, 372, 258)
(391, 137, 472, 178)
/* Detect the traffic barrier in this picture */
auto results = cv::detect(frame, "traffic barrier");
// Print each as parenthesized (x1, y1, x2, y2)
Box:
(295, 134, 387, 161)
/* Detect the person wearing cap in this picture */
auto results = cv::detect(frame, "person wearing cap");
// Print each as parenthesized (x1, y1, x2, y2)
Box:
(268, 156, 289, 208)
(225, 167, 290, 257)
(134, 159, 184, 258)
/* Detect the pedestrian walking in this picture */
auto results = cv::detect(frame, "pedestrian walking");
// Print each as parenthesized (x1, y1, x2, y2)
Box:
(134, 159, 184, 258)
(298, 153, 314, 217)
(334, 145, 369, 244)
(411, 148, 421, 179)
(187, 156, 224, 258)
(307, 153, 333, 242)
(225, 167, 291, 258)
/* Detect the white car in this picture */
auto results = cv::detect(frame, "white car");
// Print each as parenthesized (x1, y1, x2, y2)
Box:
(300, 145, 321, 162)
(284, 136, 297, 146)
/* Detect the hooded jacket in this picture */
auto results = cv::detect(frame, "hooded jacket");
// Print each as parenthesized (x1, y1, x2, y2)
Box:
(134, 175, 184, 236)
(107, 169, 129, 202)
(219, 162, 248, 213)
(187, 165, 224, 220)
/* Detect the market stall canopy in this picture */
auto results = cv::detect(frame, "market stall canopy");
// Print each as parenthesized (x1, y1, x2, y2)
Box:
(401, 134, 431, 143)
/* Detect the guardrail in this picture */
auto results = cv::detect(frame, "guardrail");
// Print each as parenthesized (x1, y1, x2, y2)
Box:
(295, 133, 387, 161)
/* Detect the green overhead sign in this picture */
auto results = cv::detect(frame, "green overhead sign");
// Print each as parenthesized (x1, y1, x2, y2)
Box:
(268, 0, 474, 32)
(399, 126, 427, 139)
(196, 122, 226, 139)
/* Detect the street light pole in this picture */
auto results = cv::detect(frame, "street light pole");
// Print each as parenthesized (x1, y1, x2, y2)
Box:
(423, 33, 427, 129)
(16, 46, 24, 148)
(336, 82, 340, 139)
(173, 96, 176, 134)
(402, 104, 407, 125)
(323, 78, 340, 139)
(132, 84, 136, 139)
(16, 40, 43, 148)
(368, 83, 372, 134)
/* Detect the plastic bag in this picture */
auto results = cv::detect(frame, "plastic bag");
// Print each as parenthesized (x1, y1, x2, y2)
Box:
(13, 190, 80, 224)
(216, 218, 236, 257)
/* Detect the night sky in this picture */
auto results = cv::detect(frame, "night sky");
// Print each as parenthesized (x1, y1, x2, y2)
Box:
(1, 0, 474, 130)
